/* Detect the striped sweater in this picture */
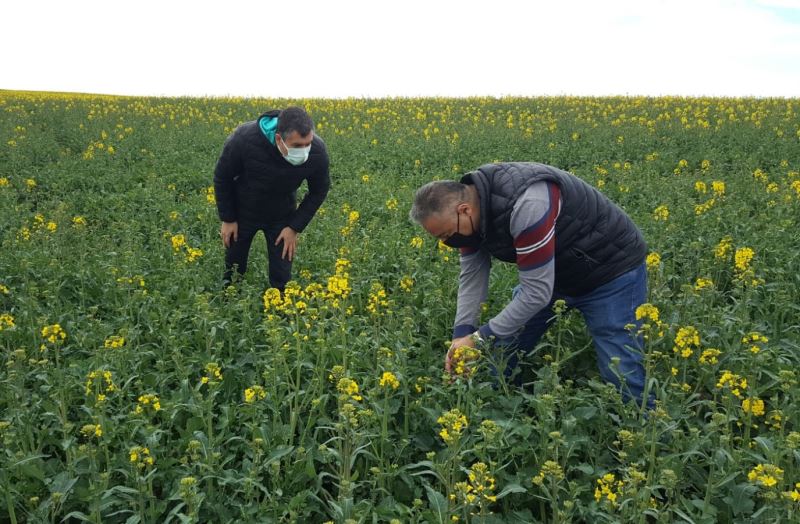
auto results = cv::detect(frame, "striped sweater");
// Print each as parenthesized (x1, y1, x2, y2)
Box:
(453, 181, 561, 339)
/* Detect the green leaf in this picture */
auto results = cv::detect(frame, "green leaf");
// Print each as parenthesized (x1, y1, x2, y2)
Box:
(424, 484, 448, 524)
(496, 482, 527, 499)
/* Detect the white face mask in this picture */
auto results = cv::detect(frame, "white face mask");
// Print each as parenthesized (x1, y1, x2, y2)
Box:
(279, 136, 311, 166)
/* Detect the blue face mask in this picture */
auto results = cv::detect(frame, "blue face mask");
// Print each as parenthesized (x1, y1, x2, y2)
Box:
(279, 135, 311, 166)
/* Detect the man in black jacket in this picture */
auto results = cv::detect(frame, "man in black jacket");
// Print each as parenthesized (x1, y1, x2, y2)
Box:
(213, 107, 330, 291)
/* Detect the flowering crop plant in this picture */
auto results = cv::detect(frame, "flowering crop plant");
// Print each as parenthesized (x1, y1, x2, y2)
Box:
(1, 91, 800, 522)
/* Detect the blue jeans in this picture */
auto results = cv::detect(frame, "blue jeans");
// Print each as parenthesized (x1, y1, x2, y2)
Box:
(496, 262, 650, 405)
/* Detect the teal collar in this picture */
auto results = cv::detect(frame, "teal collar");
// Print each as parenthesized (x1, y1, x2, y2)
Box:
(258, 116, 278, 145)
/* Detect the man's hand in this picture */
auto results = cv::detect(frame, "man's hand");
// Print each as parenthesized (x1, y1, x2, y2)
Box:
(275, 226, 298, 261)
(221, 221, 238, 248)
(445, 335, 476, 375)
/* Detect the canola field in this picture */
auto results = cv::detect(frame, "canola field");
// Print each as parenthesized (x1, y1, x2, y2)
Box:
(1, 91, 800, 523)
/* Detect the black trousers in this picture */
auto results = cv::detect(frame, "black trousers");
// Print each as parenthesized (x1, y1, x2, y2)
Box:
(223, 222, 291, 291)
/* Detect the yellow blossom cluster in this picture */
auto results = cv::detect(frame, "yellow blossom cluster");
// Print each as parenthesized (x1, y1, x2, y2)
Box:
(783, 482, 800, 502)
(698, 348, 722, 365)
(366, 282, 389, 316)
(103, 335, 125, 349)
(673, 326, 700, 359)
(437, 408, 468, 446)
(715, 236, 733, 259)
(72, 216, 87, 227)
(85, 370, 117, 404)
(532, 460, 565, 486)
(244, 385, 266, 403)
(410, 236, 424, 249)
(170, 233, 203, 263)
(734, 247, 755, 278)
(135, 394, 162, 414)
(129, 446, 155, 469)
(646, 252, 661, 271)
(337, 377, 363, 401)
(595, 473, 624, 506)
(80, 424, 103, 439)
(742, 397, 765, 416)
(201, 362, 223, 386)
(451, 345, 481, 377)
(452, 462, 497, 508)
(694, 277, 714, 291)
(379, 371, 400, 390)
(205, 186, 215, 204)
(399, 275, 414, 292)
(748, 463, 783, 488)
(340, 208, 360, 237)
(0, 313, 15, 331)
(717, 370, 747, 398)
(41, 323, 67, 348)
(652, 205, 669, 221)
(742, 332, 768, 354)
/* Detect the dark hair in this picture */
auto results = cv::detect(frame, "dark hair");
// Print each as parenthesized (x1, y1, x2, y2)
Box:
(409, 181, 467, 223)
(277, 106, 314, 138)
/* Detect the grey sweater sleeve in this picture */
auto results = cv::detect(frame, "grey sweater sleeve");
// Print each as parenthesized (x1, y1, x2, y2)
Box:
(477, 182, 561, 340)
(452, 248, 491, 338)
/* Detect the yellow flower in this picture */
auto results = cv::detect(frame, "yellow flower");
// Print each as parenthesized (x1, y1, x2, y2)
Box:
(337, 377, 362, 401)
(170, 234, 186, 252)
(129, 446, 155, 469)
(694, 278, 713, 291)
(244, 385, 266, 403)
(136, 394, 162, 414)
(366, 282, 389, 316)
(673, 326, 700, 359)
(437, 408, 468, 445)
(185, 247, 203, 263)
(385, 198, 398, 210)
(103, 335, 125, 349)
(734, 247, 754, 275)
(72, 216, 87, 227)
(0, 313, 15, 331)
(410, 236, 424, 249)
(698, 348, 721, 365)
(652, 205, 669, 221)
(711, 180, 726, 196)
(595, 473, 625, 506)
(715, 235, 733, 259)
(379, 371, 400, 390)
(80, 424, 103, 439)
(635, 303, 659, 323)
(646, 252, 661, 271)
(41, 324, 67, 344)
(748, 464, 783, 488)
(742, 398, 765, 416)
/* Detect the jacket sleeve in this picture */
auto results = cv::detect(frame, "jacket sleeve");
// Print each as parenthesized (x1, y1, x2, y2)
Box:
(213, 131, 242, 223)
(286, 145, 331, 233)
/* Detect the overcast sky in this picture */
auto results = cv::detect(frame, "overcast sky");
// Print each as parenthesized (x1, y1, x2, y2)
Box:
(3, 0, 799, 98)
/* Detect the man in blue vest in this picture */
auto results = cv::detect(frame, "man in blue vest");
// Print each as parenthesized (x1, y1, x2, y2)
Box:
(214, 107, 330, 291)
(410, 162, 649, 404)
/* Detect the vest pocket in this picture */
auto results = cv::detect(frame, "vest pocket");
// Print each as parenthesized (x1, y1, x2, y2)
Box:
(571, 247, 599, 269)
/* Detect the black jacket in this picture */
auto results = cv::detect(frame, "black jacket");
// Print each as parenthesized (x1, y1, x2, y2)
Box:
(213, 110, 330, 232)
(464, 162, 647, 296)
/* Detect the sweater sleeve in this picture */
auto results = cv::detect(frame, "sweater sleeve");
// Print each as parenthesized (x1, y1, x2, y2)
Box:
(213, 130, 242, 223)
(477, 182, 561, 340)
(286, 143, 331, 233)
(452, 247, 491, 338)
